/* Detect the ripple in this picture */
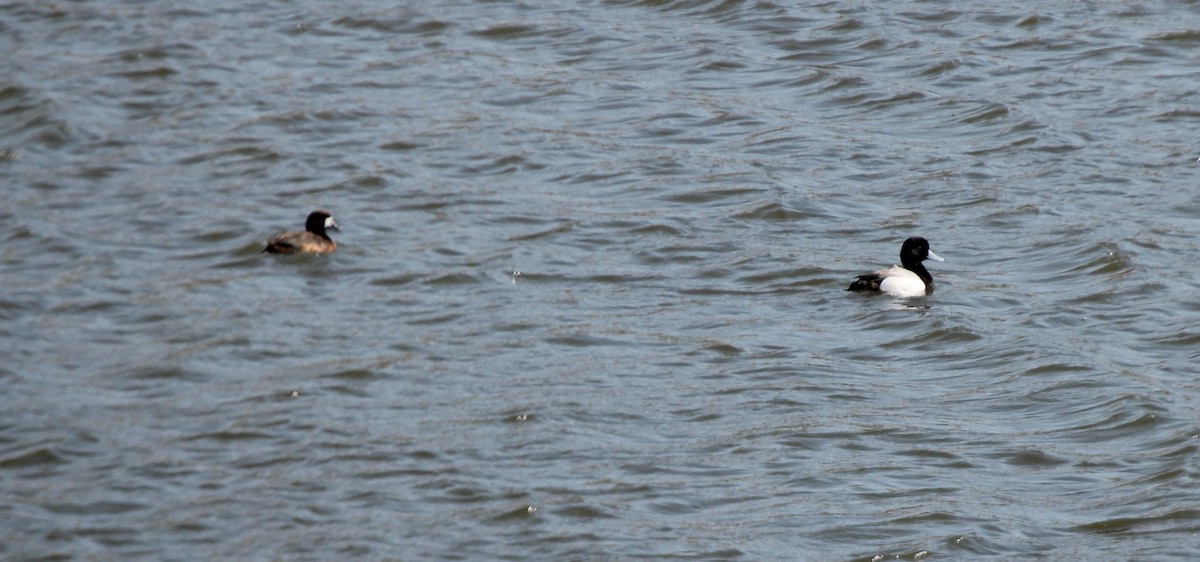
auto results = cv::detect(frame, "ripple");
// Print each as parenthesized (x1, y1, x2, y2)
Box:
(471, 24, 540, 40)
(7, 1, 1200, 560)
(0, 447, 66, 469)
(1073, 508, 1200, 535)
(330, 15, 451, 35)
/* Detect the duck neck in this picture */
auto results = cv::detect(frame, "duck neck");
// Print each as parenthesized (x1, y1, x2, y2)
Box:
(902, 258, 933, 287)
(307, 226, 332, 241)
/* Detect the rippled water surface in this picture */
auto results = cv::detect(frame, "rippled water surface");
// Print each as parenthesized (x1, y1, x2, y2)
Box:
(4, 1, 1200, 560)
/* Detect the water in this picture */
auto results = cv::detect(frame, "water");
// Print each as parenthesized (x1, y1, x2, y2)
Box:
(3, 1, 1200, 559)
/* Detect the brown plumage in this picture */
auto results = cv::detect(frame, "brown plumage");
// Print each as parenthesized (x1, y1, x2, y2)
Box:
(262, 210, 340, 255)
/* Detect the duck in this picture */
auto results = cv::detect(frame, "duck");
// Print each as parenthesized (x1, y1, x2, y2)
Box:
(847, 236, 943, 297)
(262, 210, 340, 255)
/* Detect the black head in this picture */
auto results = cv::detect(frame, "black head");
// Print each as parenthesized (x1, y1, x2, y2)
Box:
(304, 210, 339, 234)
(900, 236, 942, 265)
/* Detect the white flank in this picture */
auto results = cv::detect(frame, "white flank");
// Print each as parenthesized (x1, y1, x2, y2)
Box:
(876, 266, 927, 297)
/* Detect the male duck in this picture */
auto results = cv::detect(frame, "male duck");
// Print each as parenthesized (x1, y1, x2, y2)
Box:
(847, 237, 943, 297)
(262, 210, 340, 255)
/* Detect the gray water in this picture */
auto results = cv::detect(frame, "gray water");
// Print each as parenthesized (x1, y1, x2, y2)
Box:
(3, 1, 1200, 560)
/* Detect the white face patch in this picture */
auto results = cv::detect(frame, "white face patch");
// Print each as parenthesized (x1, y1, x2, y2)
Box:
(324, 216, 339, 230)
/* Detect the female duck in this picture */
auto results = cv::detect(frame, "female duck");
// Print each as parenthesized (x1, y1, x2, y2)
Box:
(847, 236, 943, 297)
(262, 210, 340, 255)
